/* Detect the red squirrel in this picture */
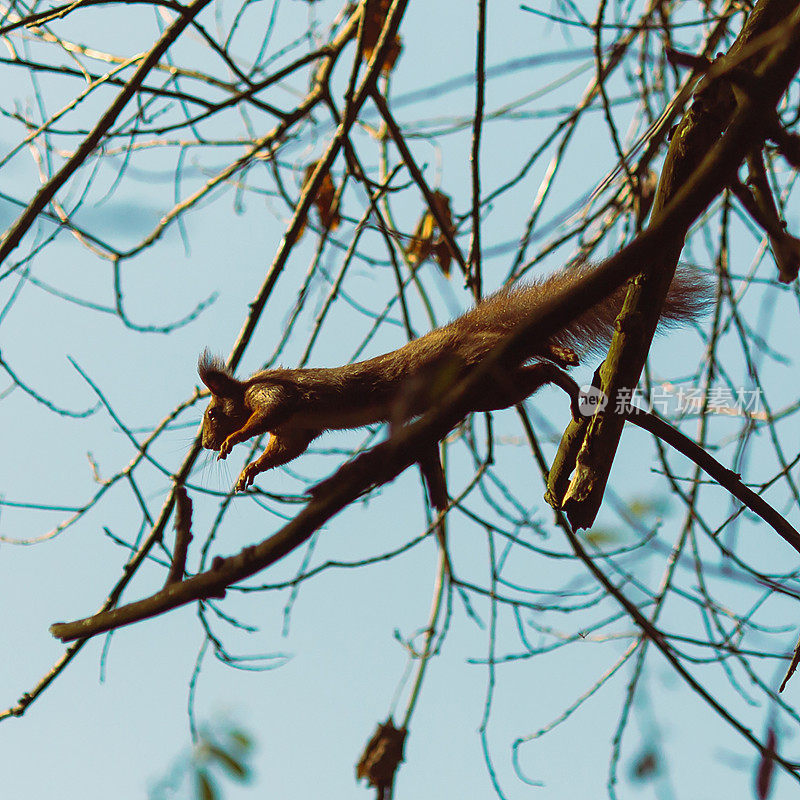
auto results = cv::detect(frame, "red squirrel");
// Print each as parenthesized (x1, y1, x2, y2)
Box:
(199, 263, 707, 492)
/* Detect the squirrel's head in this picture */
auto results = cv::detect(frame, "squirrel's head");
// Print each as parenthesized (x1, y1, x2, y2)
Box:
(198, 351, 249, 450)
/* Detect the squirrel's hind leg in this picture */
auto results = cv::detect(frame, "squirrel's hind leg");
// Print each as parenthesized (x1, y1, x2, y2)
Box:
(470, 362, 581, 419)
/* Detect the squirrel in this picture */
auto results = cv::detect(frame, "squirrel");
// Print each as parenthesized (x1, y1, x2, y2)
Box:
(199, 262, 708, 492)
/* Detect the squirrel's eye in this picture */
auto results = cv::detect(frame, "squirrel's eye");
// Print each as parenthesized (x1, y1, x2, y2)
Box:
(207, 408, 217, 420)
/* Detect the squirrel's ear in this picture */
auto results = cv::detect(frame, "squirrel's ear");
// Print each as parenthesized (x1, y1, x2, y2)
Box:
(198, 350, 241, 397)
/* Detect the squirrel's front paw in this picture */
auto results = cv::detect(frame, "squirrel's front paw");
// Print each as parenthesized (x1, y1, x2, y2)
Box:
(218, 437, 234, 460)
(235, 462, 258, 492)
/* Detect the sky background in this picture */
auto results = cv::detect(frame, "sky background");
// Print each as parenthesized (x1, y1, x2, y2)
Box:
(1, 1, 799, 798)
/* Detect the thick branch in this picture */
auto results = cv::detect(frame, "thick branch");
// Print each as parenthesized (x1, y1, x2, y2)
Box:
(551, 0, 800, 528)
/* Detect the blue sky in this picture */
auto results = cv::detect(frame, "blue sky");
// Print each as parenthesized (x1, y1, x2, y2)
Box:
(1, 1, 799, 798)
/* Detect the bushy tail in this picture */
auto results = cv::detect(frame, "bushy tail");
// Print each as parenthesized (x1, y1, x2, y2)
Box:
(466, 262, 710, 365)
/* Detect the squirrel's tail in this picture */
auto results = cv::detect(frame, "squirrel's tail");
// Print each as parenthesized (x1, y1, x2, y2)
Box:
(470, 262, 711, 365)
(540, 261, 710, 361)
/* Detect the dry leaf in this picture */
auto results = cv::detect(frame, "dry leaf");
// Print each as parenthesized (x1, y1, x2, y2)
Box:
(432, 239, 452, 276)
(356, 718, 407, 799)
(405, 190, 455, 276)
(361, 0, 402, 75)
(302, 161, 341, 233)
(405, 209, 435, 265)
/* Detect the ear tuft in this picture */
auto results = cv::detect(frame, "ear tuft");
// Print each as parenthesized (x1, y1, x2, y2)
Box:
(198, 350, 242, 397)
